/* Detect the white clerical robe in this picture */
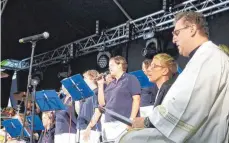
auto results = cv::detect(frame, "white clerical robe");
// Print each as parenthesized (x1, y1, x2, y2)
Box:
(118, 41, 229, 143)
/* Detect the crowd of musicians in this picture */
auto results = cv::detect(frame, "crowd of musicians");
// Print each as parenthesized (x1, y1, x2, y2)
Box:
(1, 11, 229, 143)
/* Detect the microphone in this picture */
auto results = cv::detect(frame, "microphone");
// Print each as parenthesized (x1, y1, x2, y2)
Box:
(96, 71, 109, 80)
(19, 32, 49, 43)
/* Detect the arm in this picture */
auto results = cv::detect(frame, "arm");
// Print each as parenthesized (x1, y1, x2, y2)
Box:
(83, 108, 102, 141)
(97, 79, 106, 106)
(128, 75, 141, 120)
(130, 95, 141, 119)
(74, 101, 80, 115)
(86, 108, 102, 129)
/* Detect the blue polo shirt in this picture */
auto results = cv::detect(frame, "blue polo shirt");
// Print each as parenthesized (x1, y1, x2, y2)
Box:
(55, 95, 77, 134)
(140, 85, 158, 107)
(38, 125, 55, 143)
(104, 73, 141, 122)
(77, 89, 101, 131)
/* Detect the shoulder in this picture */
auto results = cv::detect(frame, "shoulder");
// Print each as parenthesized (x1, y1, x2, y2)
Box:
(199, 41, 228, 60)
(186, 41, 227, 71)
(125, 73, 138, 81)
(93, 88, 98, 95)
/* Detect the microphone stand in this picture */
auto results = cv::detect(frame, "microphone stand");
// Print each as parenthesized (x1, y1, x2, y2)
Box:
(30, 79, 39, 143)
(19, 41, 37, 143)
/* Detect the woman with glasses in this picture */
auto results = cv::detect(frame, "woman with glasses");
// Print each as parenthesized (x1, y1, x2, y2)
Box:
(147, 53, 178, 108)
(140, 59, 158, 117)
(126, 53, 178, 130)
(97, 56, 141, 142)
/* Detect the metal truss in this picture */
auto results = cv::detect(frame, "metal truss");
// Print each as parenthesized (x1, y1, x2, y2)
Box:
(2, 0, 229, 71)
(0, 0, 8, 16)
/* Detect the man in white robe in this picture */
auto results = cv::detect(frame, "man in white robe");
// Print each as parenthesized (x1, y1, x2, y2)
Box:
(117, 11, 229, 143)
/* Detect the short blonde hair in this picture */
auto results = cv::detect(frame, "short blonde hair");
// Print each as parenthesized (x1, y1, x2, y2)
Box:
(83, 70, 99, 81)
(153, 53, 178, 75)
(219, 44, 229, 56)
(110, 56, 128, 71)
(42, 111, 55, 121)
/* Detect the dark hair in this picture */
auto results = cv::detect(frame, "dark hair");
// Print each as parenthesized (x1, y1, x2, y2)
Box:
(110, 56, 128, 71)
(142, 59, 152, 69)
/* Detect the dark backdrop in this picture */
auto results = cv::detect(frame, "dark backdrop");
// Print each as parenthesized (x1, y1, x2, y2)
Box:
(13, 11, 229, 97)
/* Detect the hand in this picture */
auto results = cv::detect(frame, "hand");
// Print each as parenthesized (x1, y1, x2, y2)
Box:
(131, 117, 145, 128)
(126, 125, 132, 131)
(126, 118, 134, 130)
(83, 127, 91, 142)
(97, 76, 105, 86)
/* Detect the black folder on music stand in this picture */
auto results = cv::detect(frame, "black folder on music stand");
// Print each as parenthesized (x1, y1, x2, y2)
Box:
(26, 115, 45, 131)
(61, 74, 94, 101)
(99, 106, 133, 126)
(35, 90, 66, 112)
(2, 119, 30, 138)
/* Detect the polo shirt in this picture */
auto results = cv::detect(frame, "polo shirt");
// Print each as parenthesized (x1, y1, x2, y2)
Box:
(38, 125, 55, 143)
(55, 95, 77, 134)
(104, 73, 141, 122)
(77, 89, 101, 131)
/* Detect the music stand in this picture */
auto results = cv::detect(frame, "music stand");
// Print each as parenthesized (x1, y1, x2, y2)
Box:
(2, 119, 30, 138)
(61, 74, 94, 101)
(99, 106, 132, 126)
(26, 115, 45, 131)
(61, 74, 95, 143)
(35, 90, 66, 112)
(129, 70, 154, 88)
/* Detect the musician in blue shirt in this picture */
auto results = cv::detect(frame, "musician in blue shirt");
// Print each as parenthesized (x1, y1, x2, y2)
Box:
(38, 111, 55, 143)
(54, 86, 77, 143)
(76, 70, 101, 143)
(97, 56, 141, 141)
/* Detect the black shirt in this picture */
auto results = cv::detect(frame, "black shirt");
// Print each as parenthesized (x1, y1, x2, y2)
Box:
(153, 74, 178, 107)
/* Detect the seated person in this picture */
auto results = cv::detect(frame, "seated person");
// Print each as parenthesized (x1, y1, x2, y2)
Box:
(130, 53, 178, 128)
(148, 54, 178, 108)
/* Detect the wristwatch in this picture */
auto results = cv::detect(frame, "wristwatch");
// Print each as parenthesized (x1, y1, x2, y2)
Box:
(144, 117, 155, 128)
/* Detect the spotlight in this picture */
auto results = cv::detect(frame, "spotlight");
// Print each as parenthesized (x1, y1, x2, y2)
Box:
(143, 31, 155, 40)
(163, 0, 174, 12)
(32, 68, 43, 84)
(96, 20, 100, 35)
(70, 44, 74, 58)
(58, 59, 72, 79)
(97, 51, 111, 69)
(58, 64, 72, 78)
(142, 38, 159, 59)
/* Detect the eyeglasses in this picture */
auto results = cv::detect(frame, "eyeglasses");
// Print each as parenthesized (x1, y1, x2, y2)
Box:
(149, 63, 164, 69)
(172, 26, 189, 36)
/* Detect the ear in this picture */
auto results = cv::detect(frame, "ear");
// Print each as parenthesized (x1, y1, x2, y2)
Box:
(162, 68, 169, 76)
(190, 24, 198, 37)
